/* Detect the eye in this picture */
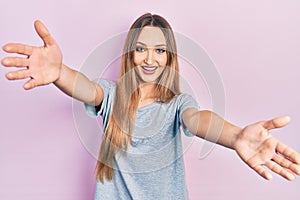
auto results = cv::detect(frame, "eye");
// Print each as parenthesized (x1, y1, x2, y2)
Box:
(156, 48, 166, 53)
(136, 46, 145, 52)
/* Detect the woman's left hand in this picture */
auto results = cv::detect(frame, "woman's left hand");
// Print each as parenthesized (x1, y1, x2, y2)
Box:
(233, 116, 300, 180)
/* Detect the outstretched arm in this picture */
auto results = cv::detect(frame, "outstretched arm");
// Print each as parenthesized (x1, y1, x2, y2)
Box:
(1, 20, 103, 106)
(182, 109, 300, 181)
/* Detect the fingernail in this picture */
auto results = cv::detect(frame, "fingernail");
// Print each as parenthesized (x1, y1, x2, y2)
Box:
(2, 59, 8, 65)
(266, 173, 273, 180)
(288, 174, 295, 181)
(3, 45, 9, 51)
(6, 73, 13, 79)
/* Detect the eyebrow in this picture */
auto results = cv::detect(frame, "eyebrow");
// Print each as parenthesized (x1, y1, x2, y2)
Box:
(136, 41, 167, 47)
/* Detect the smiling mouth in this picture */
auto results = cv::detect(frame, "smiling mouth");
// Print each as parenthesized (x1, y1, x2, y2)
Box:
(141, 66, 159, 75)
(141, 66, 158, 71)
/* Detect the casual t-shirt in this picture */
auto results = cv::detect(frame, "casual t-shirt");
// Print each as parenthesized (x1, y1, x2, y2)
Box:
(85, 79, 199, 200)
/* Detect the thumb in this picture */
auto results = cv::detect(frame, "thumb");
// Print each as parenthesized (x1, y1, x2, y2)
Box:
(34, 20, 56, 46)
(261, 116, 291, 130)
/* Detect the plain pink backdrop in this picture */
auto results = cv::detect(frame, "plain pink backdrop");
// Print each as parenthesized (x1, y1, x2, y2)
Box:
(0, 0, 299, 199)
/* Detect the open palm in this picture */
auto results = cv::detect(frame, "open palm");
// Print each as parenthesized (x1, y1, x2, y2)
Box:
(234, 116, 300, 180)
(2, 20, 62, 90)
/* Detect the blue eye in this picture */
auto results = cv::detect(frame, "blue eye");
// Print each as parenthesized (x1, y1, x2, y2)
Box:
(156, 48, 166, 53)
(136, 46, 145, 52)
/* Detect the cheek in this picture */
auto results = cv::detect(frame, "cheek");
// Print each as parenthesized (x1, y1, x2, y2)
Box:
(133, 53, 144, 66)
(157, 55, 167, 65)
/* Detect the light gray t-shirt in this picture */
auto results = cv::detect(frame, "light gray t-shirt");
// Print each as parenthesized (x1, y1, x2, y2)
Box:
(85, 79, 199, 200)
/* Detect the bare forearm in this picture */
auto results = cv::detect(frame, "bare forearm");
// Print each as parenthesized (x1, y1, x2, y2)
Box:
(199, 110, 241, 149)
(54, 64, 103, 105)
(184, 109, 241, 149)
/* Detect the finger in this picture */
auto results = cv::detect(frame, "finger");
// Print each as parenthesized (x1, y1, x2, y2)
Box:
(265, 160, 295, 180)
(34, 20, 57, 46)
(23, 78, 38, 90)
(261, 116, 291, 130)
(1, 57, 29, 67)
(276, 142, 300, 165)
(2, 43, 33, 56)
(252, 165, 273, 180)
(273, 154, 300, 175)
(6, 69, 30, 80)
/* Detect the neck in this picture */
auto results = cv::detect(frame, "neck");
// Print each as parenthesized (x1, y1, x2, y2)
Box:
(139, 82, 158, 100)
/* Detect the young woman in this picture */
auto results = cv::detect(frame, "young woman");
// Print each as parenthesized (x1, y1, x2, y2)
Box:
(2, 13, 300, 199)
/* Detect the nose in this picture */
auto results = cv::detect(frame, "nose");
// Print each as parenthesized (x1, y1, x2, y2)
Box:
(144, 49, 154, 65)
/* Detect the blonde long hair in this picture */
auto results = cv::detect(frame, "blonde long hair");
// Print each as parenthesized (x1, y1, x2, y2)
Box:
(97, 13, 181, 183)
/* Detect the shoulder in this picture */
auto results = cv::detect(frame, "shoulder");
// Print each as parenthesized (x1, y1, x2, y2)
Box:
(172, 93, 199, 111)
(174, 93, 197, 104)
(94, 79, 116, 95)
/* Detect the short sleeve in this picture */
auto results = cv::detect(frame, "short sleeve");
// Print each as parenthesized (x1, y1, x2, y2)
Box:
(177, 93, 200, 137)
(84, 79, 115, 120)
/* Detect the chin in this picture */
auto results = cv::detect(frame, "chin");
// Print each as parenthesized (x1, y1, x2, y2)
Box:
(139, 77, 158, 84)
(136, 72, 159, 84)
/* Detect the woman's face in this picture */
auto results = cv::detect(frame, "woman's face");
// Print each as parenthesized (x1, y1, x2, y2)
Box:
(133, 26, 167, 83)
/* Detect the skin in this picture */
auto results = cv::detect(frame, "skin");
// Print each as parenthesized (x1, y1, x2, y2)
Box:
(134, 26, 167, 83)
(133, 26, 168, 107)
(2, 20, 103, 106)
(2, 20, 300, 181)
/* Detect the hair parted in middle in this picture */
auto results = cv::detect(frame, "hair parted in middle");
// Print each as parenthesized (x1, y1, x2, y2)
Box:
(96, 13, 181, 183)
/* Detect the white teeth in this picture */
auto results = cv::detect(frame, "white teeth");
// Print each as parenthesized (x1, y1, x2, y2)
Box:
(142, 66, 157, 71)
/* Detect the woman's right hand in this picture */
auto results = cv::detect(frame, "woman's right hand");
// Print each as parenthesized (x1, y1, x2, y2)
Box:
(1, 20, 62, 90)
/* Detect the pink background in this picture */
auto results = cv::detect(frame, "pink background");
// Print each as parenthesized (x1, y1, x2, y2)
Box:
(1, 0, 299, 199)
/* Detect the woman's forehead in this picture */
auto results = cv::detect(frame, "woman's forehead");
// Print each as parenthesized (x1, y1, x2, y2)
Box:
(136, 26, 166, 47)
